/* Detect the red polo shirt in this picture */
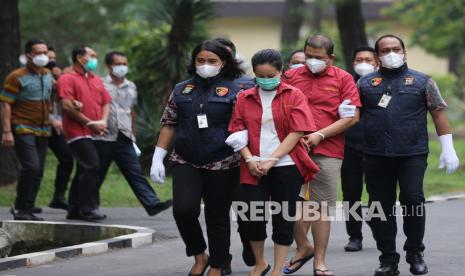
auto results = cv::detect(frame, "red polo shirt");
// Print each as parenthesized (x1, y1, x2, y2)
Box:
(57, 66, 111, 142)
(282, 65, 361, 159)
(229, 82, 320, 185)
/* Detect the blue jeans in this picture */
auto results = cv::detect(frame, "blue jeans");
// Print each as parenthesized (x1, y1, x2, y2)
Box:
(95, 132, 161, 214)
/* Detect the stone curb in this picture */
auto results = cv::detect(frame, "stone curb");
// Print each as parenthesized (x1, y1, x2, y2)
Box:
(0, 221, 155, 271)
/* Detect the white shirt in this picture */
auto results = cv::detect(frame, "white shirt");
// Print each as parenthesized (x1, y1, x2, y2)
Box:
(258, 88, 295, 167)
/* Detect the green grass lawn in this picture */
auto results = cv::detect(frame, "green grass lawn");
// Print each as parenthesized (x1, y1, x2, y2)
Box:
(1, 139, 464, 207)
(0, 151, 173, 208)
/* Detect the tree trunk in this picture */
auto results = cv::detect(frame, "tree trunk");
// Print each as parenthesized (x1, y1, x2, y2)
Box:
(281, 0, 305, 47)
(335, 0, 367, 73)
(312, 0, 323, 33)
(0, 0, 20, 84)
(448, 50, 462, 77)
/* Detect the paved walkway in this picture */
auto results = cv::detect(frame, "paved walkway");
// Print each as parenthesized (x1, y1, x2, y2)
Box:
(1, 198, 465, 275)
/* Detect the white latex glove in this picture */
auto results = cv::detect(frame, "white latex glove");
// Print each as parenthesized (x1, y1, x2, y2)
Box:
(338, 99, 356, 118)
(225, 130, 248, 152)
(150, 146, 168, 183)
(438, 134, 460, 174)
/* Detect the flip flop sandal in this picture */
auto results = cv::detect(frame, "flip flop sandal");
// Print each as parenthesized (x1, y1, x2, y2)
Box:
(314, 268, 335, 276)
(282, 253, 315, 274)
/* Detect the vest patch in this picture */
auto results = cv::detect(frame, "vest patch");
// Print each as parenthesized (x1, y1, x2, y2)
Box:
(182, 84, 194, 95)
(215, 87, 229, 96)
(371, 77, 383, 87)
(404, 76, 415, 86)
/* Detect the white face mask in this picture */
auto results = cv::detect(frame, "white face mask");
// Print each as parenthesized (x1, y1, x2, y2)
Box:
(32, 54, 49, 67)
(196, 64, 221, 79)
(354, 62, 375, 76)
(379, 52, 405, 69)
(306, 58, 327, 74)
(289, 63, 305, 69)
(112, 65, 128, 78)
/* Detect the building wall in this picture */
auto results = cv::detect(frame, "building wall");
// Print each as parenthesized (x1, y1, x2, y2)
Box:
(208, 17, 449, 75)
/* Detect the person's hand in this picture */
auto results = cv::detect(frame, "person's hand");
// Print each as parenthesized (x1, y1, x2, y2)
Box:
(303, 132, 324, 149)
(338, 99, 356, 118)
(259, 159, 277, 175)
(73, 100, 83, 111)
(150, 147, 168, 183)
(52, 119, 63, 135)
(1, 132, 14, 147)
(300, 137, 310, 152)
(438, 134, 460, 174)
(87, 120, 108, 136)
(246, 157, 265, 178)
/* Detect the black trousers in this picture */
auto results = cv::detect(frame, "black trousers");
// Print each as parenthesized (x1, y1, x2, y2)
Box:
(14, 134, 48, 211)
(341, 146, 365, 240)
(95, 133, 161, 214)
(365, 154, 427, 265)
(240, 165, 303, 246)
(68, 138, 100, 213)
(172, 164, 239, 269)
(48, 128, 74, 200)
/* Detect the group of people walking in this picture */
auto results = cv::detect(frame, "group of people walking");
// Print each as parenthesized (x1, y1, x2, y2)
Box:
(150, 33, 459, 276)
(0, 40, 172, 222)
(0, 31, 461, 276)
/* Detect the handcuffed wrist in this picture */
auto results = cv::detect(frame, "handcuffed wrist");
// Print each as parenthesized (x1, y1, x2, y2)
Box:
(315, 131, 325, 140)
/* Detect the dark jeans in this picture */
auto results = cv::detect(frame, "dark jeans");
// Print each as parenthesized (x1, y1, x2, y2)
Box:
(14, 134, 48, 211)
(365, 154, 427, 265)
(341, 146, 365, 240)
(68, 138, 100, 213)
(240, 165, 303, 246)
(48, 128, 74, 200)
(172, 164, 239, 269)
(95, 133, 161, 214)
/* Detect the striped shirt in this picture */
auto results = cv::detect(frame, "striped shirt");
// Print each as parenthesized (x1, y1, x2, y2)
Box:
(0, 66, 53, 136)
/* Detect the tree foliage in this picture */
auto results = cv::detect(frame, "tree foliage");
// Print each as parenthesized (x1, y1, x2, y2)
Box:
(114, 0, 213, 168)
(386, 0, 465, 76)
(19, 0, 128, 65)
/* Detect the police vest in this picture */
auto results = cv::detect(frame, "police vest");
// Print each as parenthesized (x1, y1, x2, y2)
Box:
(173, 75, 240, 165)
(359, 65, 429, 156)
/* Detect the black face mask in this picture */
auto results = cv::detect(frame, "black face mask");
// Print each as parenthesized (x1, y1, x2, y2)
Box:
(46, 61, 57, 70)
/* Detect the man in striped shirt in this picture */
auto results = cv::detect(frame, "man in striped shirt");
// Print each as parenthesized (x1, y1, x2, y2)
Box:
(0, 39, 54, 221)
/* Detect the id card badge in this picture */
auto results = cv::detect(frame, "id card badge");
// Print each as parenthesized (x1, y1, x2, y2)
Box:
(197, 113, 209, 128)
(378, 94, 392, 108)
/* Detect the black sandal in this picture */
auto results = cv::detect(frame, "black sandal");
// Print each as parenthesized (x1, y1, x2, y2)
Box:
(188, 256, 209, 276)
(249, 264, 271, 276)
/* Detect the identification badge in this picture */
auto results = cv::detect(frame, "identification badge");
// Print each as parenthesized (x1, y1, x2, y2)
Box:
(197, 114, 208, 128)
(378, 94, 392, 108)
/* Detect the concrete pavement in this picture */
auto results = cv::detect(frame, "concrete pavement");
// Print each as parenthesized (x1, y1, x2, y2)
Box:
(1, 198, 465, 275)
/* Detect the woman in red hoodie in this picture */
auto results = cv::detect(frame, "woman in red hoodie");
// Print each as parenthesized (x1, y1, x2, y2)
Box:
(228, 49, 319, 276)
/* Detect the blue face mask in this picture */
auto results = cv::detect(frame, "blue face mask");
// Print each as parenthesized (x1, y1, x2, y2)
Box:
(256, 77, 280, 90)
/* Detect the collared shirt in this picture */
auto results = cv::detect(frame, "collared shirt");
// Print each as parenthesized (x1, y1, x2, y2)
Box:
(283, 65, 362, 159)
(99, 75, 137, 142)
(228, 82, 320, 185)
(57, 66, 112, 143)
(0, 66, 54, 136)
